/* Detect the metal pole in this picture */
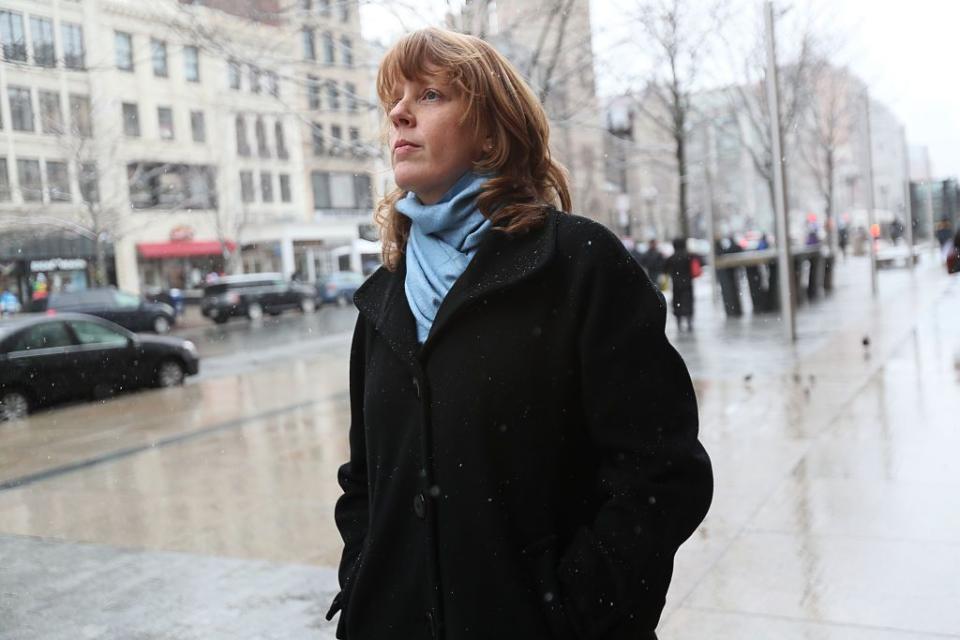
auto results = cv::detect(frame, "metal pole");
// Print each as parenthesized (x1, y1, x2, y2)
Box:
(901, 126, 914, 272)
(863, 90, 879, 297)
(764, 1, 796, 342)
(926, 181, 937, 253)
(704, 163, 720, 308)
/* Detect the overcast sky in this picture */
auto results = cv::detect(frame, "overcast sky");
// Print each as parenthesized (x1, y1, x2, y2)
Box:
(361, 0, 960, 179)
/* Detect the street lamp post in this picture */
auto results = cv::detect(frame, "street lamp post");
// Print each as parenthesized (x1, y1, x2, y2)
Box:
(764, 1, 796, 342)
(900, 126, 914, 273)
(863, 91, 879, 297)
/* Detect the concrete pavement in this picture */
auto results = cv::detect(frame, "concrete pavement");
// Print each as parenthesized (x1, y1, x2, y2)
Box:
(1, 255, 959, 639)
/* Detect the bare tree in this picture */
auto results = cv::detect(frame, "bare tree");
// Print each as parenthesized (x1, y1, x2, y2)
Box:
(627, 0, 727, 239)
(721, 6, 820, 218)
(797, 59, 855, 254)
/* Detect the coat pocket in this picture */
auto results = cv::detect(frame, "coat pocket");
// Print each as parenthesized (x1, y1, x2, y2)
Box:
(520, 535, 580, 640)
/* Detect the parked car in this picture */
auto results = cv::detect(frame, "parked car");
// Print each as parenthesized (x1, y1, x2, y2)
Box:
(200, 273, 316, 324)
(316, 271, 366, 306)
(26, 287, 176, 334)
(0, 313, 199, 421)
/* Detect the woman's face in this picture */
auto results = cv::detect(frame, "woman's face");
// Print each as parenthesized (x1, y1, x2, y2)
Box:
(387, 74, 481, 205)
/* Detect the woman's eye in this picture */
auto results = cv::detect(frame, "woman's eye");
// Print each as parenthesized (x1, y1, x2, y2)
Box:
(421, 89, 441, 102)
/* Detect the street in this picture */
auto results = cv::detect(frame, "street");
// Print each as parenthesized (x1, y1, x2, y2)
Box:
(2, 258, 960, 639)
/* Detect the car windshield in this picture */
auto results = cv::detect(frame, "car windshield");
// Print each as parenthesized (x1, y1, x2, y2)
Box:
(114, 291, 141, 308)
(69, 321, 128, 346)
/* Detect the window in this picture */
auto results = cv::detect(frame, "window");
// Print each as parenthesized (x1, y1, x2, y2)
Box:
(311, 171, 330, 209)
(328, 81, 339, 110)
(115, 31, 133, 71)
(300, 0, 311, 9)
(240, 170, 255, 203)
(79, 162, 98, 203)
(151, 39, 168, 77)
(17, 159, 42, 202)
(322, 32, 334, 64)
(69, 94, 92, 137)
(190, 110, 205, 142)
(62, 23, 84, 69)
(341, 36, 353, 67)
(354, 173, 373, 208)
(302, 27, 315, 60)
(183, 45, 199, 82)
(345, 82, 357, 112)
(260, 172, 273, 203)
(70, 321, 127, 346)
(30, 17, 55, 67)
(235, 115, 249, 156)
(307, 75, 321, 109)
(279, 174, 291, 203)
(318, 0, 331, 17)
(0, 11, 27, 62)
(122, 102, 140, 137)
(311, 123, 324, 156)
(330, 124, 342, 152)
(267, 71, 279, 97)
(127, 162, 216, 209)
(39, 91, 63, 134)
(255, 117, 269, 158)
(46, 161, 70, 202)
(349, 126, 359, 147)
(9, 86, 34, 132)
(311, 171, 371, 210)
(10, 323, 72, 352)
(339, 1, 350, 22)
(275, 121, 288, 159)
(249, 66, 261, 94)
(228, 59, 242, 89)
(157, 107, 174, 140)
(0, 159, 10, 201)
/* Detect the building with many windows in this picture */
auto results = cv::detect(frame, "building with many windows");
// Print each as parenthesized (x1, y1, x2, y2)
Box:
(0, 0, 376, 303)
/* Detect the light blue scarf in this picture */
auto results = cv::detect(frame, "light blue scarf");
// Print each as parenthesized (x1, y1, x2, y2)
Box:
(396, 172, 492, 343)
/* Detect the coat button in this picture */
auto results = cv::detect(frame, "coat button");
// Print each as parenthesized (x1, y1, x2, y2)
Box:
(413, 492, 426, 519)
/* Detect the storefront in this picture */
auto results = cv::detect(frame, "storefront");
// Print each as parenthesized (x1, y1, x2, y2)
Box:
(137, 226, 236, 290)
(0, 231, 113, 308)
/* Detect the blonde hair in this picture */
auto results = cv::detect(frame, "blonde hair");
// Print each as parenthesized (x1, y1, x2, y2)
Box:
(375, 27, 571, 270)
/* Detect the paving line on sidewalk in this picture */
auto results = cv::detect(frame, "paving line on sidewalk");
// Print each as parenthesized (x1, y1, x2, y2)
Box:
(0, 396, 331, 492)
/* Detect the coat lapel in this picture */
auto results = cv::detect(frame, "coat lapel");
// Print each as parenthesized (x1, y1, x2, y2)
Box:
(354, 209, 559, 367)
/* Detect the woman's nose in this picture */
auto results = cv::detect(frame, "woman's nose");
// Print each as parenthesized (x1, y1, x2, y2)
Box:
(389, 98, 414, 128)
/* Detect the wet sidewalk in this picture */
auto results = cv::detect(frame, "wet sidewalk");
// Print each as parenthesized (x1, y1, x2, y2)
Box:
(1, 255, 959, 639)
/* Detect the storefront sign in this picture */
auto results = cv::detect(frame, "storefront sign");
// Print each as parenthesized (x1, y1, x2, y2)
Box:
(30, 258, 88, 272)
(170, 225, 196, 242)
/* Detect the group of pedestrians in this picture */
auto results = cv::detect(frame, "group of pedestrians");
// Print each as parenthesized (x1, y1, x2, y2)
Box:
(631, 237, 699, 332)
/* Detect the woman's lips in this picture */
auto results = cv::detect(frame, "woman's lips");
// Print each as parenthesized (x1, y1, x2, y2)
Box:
(394, 143, 420, 157)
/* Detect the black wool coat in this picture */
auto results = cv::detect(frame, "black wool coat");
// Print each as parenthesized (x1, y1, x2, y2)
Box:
(327, 210, 713, 640)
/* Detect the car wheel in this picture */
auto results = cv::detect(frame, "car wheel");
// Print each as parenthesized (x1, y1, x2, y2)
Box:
(153, 315, 171, 334)
(247, 302, 264, 321)
(156, 359, 186, 388)
(300, 297, 316, 314)
(0, 390, 30, 422)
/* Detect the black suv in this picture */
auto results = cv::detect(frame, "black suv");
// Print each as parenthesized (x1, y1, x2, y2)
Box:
(200, 273, 316, 324)
(27, 287, 176, 334)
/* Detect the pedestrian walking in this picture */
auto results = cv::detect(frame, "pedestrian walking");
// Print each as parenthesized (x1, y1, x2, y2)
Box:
(664, 238, 697, 332)
(326, 27, 713, 640)
(640, 239, 666, 288)
(947, 229, 960, 275)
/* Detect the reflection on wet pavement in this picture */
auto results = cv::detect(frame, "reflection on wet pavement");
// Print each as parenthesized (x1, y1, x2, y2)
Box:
(1, 258, 958, 638)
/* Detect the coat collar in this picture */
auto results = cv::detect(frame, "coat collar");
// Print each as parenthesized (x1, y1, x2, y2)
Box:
(354, 209, 559, 368)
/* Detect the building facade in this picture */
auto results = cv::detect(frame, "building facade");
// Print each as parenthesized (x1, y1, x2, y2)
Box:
(0, 0, 377, 302)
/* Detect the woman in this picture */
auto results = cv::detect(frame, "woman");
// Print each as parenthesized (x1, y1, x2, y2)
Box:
(664, 238, 696, 332)
(326, 28, 712, 640)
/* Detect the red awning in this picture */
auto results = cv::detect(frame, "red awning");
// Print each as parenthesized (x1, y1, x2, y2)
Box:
(137, 241, 236, 259)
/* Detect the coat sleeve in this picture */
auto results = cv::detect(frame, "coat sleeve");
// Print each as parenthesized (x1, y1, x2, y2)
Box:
(556, 230, 713, 637)
(326, 316, 370, 633)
